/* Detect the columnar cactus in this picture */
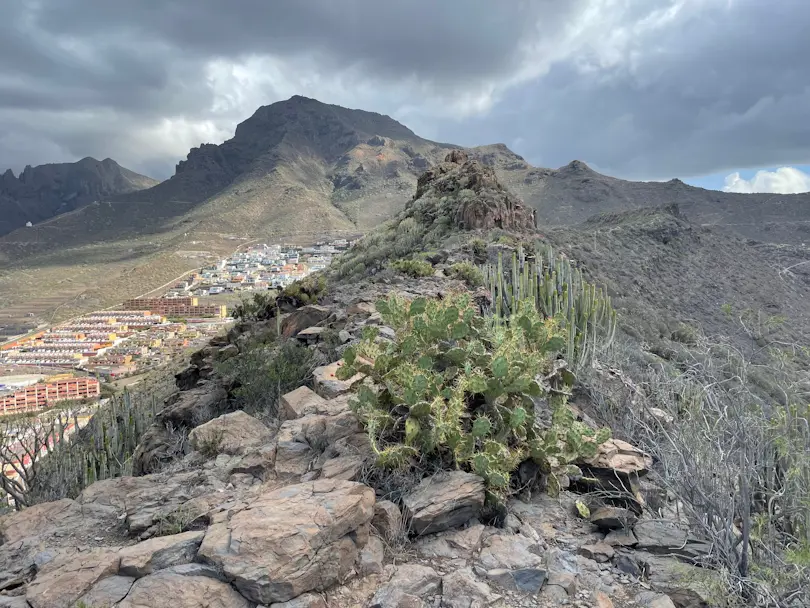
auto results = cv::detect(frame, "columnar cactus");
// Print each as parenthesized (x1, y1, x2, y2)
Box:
(482, 243, 617, 369)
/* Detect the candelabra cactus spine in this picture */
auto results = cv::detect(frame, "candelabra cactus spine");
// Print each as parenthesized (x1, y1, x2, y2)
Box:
(483, 242, 617, 368)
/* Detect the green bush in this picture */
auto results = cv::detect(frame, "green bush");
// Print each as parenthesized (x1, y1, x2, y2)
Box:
(469, 238, 488, 264)
(282, 274, 327, 306)
(216, 340, 315, 417)
(446, 262, 483, 288)
(232, 291, 276, 321)
(337, 293, 610, 495)
(390, 258, 434, 278)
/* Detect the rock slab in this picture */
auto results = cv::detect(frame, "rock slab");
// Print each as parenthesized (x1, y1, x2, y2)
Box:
(402, 471, 485, 535)
(198, 479, 375, 604)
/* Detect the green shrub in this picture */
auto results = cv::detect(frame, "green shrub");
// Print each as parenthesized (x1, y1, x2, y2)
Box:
(232, 291, 275, 321)
(390, 258, 434, 278)
(446, 262, 483, 288)
(282, 274, 327, 306)
(469, 238, 488, 264)
(216, 340, 315, 417)
(337, 293, 610, 495)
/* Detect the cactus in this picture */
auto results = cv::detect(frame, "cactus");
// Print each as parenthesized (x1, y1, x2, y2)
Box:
(482, 242, 617, 369)
(27, 376, 173, 504)
(337, 292, 611, 495)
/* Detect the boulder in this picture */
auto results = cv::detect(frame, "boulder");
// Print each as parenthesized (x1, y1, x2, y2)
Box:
(370, 564, 441, 608)
(78, 470, 217, 536)
(117, 569, 250, 608)
(320, 454, 364, 480)
(636, 592, 678, 608)
(274, 411, 361, 479)
(347, 301, 376, 317)
(118, 531, 204, 577)
(75, 575, 135, 607)
(0, 498, 109, 545)
(296, 326, 327, 343)
(358, 536, 385, 576)
(442, 567, 497, 608)
(416, 524, 485, 560)
(280, 386, 328, 421)
(476, 534, 546, 593)
(604, 528, 638, 547)
(188, 410, 273, 456)
(402, 472, 485, 535)
(577, 438, 653, 496)
(633, 521, 711, 561)
(269, 593, 328, 608)
(157, 384, 228, 428)
(198, 479, 375, 604)
(578, 542, 615, 563)
(281, 305, 330, 338)
(312, 360, 364, 398)
(372, 500, 403, 540)
(25, 548, 120, 608)
(590, 505, 638, 530)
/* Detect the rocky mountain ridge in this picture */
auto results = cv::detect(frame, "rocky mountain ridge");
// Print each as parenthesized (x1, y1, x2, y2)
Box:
(2, 155, 804, 607)
(0, 157, 159, 236)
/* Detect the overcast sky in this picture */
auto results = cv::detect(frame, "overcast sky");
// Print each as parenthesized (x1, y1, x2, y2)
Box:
(2, 0, 809, 193)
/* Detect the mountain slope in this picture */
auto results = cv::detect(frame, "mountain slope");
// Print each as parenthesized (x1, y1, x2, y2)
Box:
(0, 96, 809, 331)
(123, 95, 456, 238)
(470, 144, 810, 245)
(0, 157, 159, 235)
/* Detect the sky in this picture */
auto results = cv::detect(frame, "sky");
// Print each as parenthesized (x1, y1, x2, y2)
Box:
(1, 0, 809, 194)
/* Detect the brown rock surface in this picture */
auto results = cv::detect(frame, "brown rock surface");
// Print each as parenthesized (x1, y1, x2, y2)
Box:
(118, 531, 205, 577)
(117, 569, 250, 608)
(189, 410, 273, 456)
(25, 548, 120, 608)
(402, 471, 485, 535)
(198, 479, 375, 604)
(281, 304, 330, 338)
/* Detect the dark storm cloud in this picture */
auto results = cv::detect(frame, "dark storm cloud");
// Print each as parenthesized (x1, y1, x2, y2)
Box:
(435, 0, 810, 179)
(0, 0, 809, 183)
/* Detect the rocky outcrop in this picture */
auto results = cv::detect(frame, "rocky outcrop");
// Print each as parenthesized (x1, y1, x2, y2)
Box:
(0, 157, 158, 235)
(198, 479, 375, 604)
(132, 382, 229, 475)
(408, 151, 536, 232)
(281, 304, 331, 338)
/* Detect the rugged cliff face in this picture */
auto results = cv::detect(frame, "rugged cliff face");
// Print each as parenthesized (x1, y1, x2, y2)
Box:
(0, 157, 158, 235)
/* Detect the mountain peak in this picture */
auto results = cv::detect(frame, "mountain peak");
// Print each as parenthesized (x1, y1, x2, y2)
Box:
(561, 159, 594, 173)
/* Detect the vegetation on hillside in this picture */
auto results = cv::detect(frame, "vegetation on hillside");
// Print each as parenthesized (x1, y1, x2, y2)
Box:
(585, 324, 810, 605)
(337, 286, 613, 499)
(214, 340, 316, 419)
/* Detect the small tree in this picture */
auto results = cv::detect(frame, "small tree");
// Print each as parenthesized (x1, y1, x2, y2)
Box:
(0, 406, 78, 509)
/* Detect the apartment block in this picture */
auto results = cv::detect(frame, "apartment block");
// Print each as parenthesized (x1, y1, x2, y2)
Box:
(0, 376, 100, 415)
(122, 297, 227, 318)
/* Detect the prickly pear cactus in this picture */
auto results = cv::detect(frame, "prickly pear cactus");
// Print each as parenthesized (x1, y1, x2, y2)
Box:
(337, 292, 611, 494)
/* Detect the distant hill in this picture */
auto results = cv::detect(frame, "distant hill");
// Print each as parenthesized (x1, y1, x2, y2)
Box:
(0, 157, 159, 236)
(468, 144, 810, 245)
